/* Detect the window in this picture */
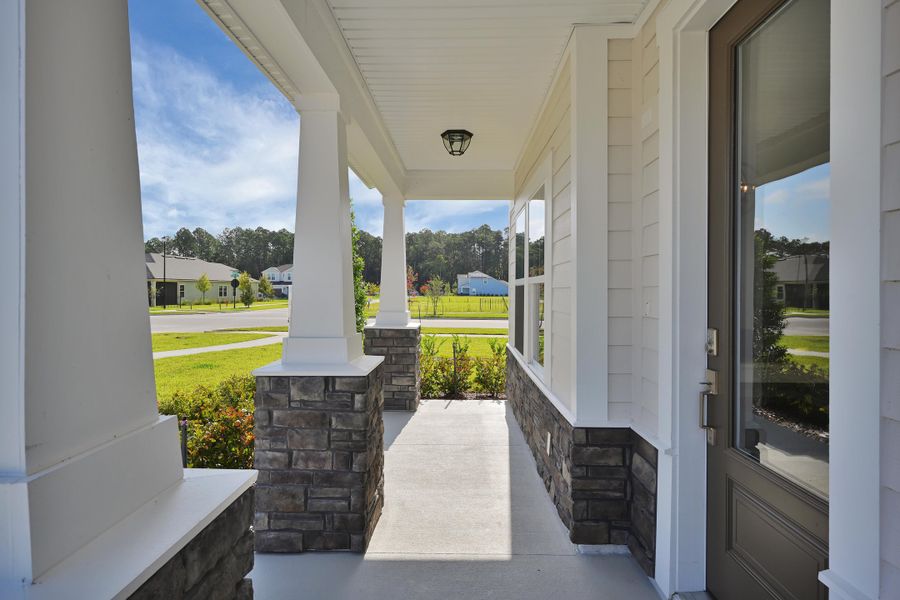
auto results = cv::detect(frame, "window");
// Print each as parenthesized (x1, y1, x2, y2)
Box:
(511, 179, 550, 377)
(179, 284, 185, 299)
(513, 209, 526, 354)
(218, 285, 228, 298)
(528, 190, 546, 368)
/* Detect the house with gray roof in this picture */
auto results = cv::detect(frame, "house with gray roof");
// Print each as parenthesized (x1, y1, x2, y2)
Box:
(145, 253, 256, 306)
(261, 263, 295, 298)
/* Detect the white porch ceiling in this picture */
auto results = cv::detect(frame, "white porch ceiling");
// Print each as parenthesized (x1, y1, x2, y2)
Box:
(324, 0, 649, 172)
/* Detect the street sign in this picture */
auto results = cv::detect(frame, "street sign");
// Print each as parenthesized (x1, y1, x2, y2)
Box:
(230, 278, 239, 289)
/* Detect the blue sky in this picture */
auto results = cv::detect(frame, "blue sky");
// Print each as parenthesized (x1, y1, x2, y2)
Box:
(754, 163, 830, 243)
(127, 0, 509, 239)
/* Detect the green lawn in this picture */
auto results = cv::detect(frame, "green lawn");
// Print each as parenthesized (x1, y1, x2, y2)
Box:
(789, 355, 829, 373)
(406, 295, 509, 319)
(152, 332, 273, 353)
(784, 307, 830, 317)
(780, 335, 829, 353)
(150, 299, 289, 314)
(428, 336, 508, 359)
(154, 344, 282, 399)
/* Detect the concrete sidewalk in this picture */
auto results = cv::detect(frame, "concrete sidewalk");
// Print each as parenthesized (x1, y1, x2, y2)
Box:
(152, 332, 286, 360)
(252, 401, 659, 600)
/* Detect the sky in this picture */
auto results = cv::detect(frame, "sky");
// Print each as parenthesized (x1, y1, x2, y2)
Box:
(754, 163, 830, 243)
(127, 0, 509, 240)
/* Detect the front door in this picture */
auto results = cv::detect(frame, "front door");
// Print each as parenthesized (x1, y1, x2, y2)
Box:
(707, 0, 830, 598)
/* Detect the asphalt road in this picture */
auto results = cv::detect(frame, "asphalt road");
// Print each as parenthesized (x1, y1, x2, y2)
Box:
(150, 308, 290, 333)
(150, 309, 509, 334)
(783, 316, 829, 336)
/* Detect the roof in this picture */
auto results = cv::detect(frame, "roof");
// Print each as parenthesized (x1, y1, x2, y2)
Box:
(145, 254, 254, 282)
(458, 271, 508, 285)
(772, 254, 829, 284)
(263, 264, 293, 273)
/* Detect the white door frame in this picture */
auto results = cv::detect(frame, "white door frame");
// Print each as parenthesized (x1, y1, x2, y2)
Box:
(654, 0, 884, 598)
(654, 0, 740, 595)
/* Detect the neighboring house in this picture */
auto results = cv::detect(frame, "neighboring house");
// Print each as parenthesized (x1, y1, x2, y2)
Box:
(456, 271, 508, 296)
(772, 254, 829, 309)
(145, 253, 256, 306)
(261, 263, 294, 298)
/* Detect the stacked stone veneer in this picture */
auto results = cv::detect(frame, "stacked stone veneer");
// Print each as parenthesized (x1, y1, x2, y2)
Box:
(130, 488, 254, 600)
(507, 354, 659, 576)
(253, 366, 384, 552)
(364, 326, 420, 411)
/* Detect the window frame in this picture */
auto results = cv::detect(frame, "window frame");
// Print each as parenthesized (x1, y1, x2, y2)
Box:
(509, 156, 553, 383)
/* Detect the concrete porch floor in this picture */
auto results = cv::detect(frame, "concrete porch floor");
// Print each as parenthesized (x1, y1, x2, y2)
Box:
(251, 400, 661, 600)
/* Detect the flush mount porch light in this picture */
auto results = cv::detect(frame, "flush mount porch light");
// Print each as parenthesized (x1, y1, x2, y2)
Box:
(441, 129, 473, 156)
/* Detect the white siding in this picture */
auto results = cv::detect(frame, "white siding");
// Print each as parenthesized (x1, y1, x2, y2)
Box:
(515, 57, 573, 409)
(882, 1, 900, 593)
(608, 38, 634, 423)
(632, 7, 662, 438)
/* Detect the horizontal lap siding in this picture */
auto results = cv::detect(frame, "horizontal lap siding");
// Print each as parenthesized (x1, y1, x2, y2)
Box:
(883, 1, 900, 594)
(517, 58, 573, 409)
(608, 38, 634, 423)
(633, 7, 662, 439)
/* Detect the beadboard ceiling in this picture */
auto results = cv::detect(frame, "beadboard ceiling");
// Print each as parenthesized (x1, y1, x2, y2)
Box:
(324, 0, 649, 172)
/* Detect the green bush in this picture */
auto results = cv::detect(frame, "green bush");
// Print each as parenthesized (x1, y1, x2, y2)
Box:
(158, 375, 255, 469)
(757, 360, 828, 429)
(419, 335, 444, 398)
(473, 338, 507, 397)
(434, 335, 474, 397)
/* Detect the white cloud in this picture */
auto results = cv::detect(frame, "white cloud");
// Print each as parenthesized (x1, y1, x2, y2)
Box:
(132, 37, 300, 238)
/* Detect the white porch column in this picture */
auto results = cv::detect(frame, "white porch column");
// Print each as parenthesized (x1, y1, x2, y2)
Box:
(375, 194, 410, 327)
(281, 104, 369, 367)
(1, 2, 253, 596)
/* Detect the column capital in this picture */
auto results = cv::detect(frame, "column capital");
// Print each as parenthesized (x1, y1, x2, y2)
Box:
(295, 92, 341, 113)
(382, 194, 405, 207)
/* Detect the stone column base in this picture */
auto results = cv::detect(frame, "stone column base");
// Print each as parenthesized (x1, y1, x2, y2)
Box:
(364, 325, 420, 411)
(130, 488, 255, 600)
(253, 366, 384, 552)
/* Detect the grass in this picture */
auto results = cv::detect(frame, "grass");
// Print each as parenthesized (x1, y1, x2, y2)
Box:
(784, 307, 829, 317)
(405, 295, 509, 319)
(150, 299, 289, 314)
(789, 354, 829, 373)
(152, 332, 273, 353)
(427, 335, 508, 359)
(422, 327, 508, 336)
(154, 344, 282, 399)
(780, 335, 829, 353)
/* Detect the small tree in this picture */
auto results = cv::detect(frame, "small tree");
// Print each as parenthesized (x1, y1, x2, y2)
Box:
(238, 271, 254, 307)
(196, 273, 211, 304)
(422, 276, 447, 316)
(258, 276, 274, 299)
(351, 204, 367, 333)
(406, 265, 418, 296)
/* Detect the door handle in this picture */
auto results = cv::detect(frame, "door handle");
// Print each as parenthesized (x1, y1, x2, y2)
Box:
(700, 392, 712, 429)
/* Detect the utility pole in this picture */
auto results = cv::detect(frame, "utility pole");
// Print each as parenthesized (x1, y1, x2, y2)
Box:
(162, 237, 168, 309)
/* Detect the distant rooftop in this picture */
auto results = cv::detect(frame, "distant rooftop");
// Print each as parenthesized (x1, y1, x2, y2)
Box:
(145, 253, 252, 282)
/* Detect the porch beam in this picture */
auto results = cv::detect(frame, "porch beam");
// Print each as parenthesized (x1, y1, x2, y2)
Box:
(375, 194, 410, 327)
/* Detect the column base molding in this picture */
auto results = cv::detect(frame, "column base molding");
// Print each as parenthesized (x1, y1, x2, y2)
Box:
(374, 310, 411, 328)
(281, 334, 364, 366)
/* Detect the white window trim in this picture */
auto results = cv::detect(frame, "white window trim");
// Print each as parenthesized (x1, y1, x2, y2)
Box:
(510, 156, 553, 385)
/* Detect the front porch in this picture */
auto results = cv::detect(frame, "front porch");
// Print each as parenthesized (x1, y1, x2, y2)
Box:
(252, 400, 659, 600)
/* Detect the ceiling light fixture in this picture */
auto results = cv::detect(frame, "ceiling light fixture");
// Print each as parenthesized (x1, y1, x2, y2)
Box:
(441, 129, 473, 156)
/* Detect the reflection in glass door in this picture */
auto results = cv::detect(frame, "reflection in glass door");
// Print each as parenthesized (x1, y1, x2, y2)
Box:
(734, 0, 830, 498)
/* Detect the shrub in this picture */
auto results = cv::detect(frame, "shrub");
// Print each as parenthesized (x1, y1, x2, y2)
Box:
(419, 335, 444, 398)
(436, 335, 473, 397)
(757, 360, 828, 429)
(158, 375, 255, 469)
(473, 338, 507, 397)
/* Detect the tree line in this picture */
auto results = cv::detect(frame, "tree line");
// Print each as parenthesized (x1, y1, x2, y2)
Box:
(145, 223, 509, 287)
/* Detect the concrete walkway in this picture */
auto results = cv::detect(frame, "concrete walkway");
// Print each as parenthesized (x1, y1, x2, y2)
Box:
(252, 400, 660, 600)
(151, 333, 286, 360)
